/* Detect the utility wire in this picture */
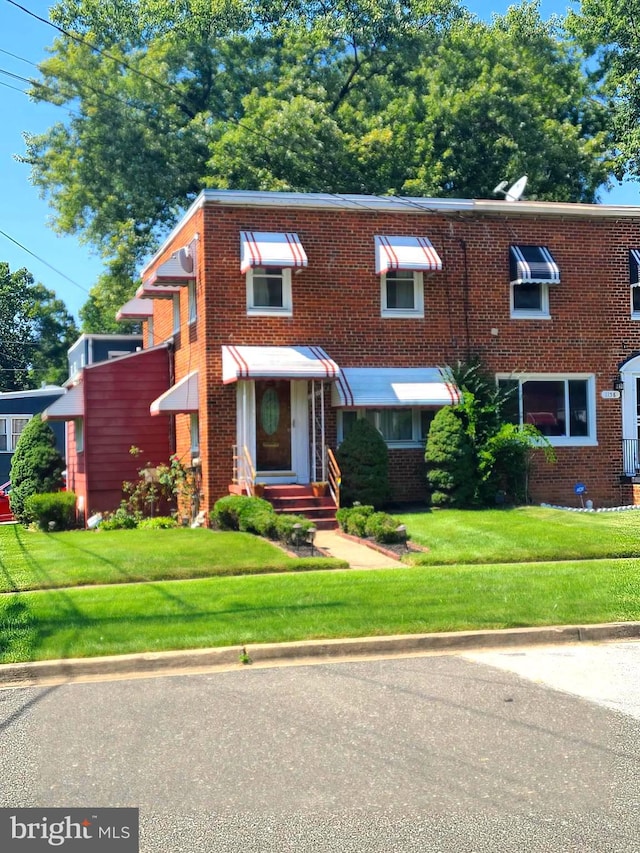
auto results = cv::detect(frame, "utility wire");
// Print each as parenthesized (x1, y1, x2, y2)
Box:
(0, 229, 91, 295)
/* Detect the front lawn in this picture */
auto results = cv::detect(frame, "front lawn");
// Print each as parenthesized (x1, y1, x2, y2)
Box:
(0, 525, 346, 593)
(1, 558, 639, 663)
(396, 506, 640, 564)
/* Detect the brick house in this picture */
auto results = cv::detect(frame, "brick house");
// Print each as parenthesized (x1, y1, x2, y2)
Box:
(50, 190, 640, 519)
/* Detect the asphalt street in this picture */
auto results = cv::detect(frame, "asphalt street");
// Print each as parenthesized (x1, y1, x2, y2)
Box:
(1, 645, 638, 852)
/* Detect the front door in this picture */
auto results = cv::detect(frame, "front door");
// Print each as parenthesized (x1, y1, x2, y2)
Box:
(255, 380, 292, 472)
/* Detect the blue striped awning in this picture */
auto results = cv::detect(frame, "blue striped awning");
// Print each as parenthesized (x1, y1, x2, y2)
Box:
(510, 245, 560, 284)
(630, 249, 640, 286)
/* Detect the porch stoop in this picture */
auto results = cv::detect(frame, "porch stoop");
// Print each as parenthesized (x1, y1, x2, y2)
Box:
(263, 484, 338, 530)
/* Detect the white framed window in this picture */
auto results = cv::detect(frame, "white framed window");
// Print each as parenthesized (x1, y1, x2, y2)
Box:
(381, 270, 424, 318)
(0, 416, 30, 452)
(188, 280, 197, 325)
(190, 413, 200, 454)
(246, 266, 292, 316)
(172, 294, 181, 334)
(338, 408, 437, 448)
(497, 373, 596, 446)
(74, 418, 84, 453)
(632, 285, 640, 319)
(510, 282, 550, 318)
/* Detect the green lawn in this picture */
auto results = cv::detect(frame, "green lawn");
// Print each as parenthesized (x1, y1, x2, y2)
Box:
(1, 509, 639, 665)
(0, 526, 346, 592)
(397, 506, 640, 564)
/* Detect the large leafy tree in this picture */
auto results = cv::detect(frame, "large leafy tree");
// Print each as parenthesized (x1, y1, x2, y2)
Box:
(0, 263, 78, 390)
(567, 0, 640, 182)
(20, 1, 612, 329)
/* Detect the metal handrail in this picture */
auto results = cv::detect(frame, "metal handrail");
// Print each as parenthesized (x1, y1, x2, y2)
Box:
(232, 444, 257, 495)
(326, 446, 341, 509)
(622, 439, 640, 477)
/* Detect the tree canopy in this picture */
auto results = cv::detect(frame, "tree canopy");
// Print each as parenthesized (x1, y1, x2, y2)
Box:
(0, 263, 78, 390)
(20, 1, 614, 329)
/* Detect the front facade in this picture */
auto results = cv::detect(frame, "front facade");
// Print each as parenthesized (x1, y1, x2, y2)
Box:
(57, 190, 640, 518)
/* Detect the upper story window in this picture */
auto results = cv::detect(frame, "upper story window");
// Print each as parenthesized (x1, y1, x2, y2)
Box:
(246, 266, 292, 315)
(498, 374, 595, 446)
(241, 231, 307, 317)
(375, 235, 442, 319)
(509, 245, 560, 319)
(630, 250, 640, 318)
(172, 294, 180, 334)
(0, 416, 30, 452)
(188, 280, 197, 325)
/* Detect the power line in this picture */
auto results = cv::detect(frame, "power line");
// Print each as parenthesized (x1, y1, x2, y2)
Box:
(0, 229, 91, 295)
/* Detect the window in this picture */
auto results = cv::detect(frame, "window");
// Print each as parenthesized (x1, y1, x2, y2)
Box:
(498, 375, 595, 445)
(0, 416, 30, 452)
(339, 408, 438, 447)
(190, 413, 200, 454)
(510, 282, 550, 318)
(246, 266, 292, 316)
(172, 294, 180, 334)
(188, 280, 197, 325)
(74, 418, 84, 453)
(381, 271, 424, 318)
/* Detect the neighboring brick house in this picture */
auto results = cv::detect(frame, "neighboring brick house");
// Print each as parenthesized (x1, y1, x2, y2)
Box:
(51, 190, 640, 517)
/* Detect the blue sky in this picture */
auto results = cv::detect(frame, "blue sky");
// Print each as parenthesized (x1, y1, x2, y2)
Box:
(0, 0, 639, 321)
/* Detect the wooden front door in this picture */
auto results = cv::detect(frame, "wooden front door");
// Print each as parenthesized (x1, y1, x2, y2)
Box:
(255, 380, 292, 472)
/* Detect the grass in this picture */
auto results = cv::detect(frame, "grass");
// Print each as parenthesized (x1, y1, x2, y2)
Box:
(1, 558, 639, 664)
(1, 507, 639, 665)
(0, 526, 346, 592)
(396, 506, 640, 564)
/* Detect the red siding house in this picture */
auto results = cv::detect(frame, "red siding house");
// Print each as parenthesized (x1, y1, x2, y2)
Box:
(49, 190, 640, 520)
(44, 345, 172, 523)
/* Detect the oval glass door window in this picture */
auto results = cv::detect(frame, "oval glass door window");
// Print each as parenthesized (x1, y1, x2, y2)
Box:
(260, 387, 280, 435)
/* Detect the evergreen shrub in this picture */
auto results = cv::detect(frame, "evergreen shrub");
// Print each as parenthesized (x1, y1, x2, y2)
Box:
(425, 406, 477, 507)
(336, 418, 391, 508)
(23, 491, 77, 531)
(9, 416, 65, 524)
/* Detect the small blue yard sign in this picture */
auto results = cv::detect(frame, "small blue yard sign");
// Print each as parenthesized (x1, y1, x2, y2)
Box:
(574, 482, 587, 495)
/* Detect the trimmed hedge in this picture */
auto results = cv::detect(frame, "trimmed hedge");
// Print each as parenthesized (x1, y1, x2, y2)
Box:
(209, 495, 312, 545)
(23, 491, 77, 531)
(337, 505, 409, 544)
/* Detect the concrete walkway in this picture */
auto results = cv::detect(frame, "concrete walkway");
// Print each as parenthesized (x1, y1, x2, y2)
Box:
(314, 529, 406, 569)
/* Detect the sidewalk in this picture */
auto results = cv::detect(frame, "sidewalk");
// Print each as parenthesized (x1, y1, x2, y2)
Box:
(314, 529, 406, 569)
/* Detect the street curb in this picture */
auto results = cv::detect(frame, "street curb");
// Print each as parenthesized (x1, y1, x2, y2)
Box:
(1, 621, 639, 687)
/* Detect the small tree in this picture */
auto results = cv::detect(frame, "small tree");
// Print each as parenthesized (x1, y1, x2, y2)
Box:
(9, 416, 65, 523)
(336, 418, 391, 509)
(478, 423, 556, 505)
(425, 406, 477, 507)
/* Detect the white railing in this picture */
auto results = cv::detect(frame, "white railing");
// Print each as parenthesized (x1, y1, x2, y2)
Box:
(232, 444, 257, 495)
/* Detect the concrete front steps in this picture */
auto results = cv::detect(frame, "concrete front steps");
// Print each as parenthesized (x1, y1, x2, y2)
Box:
(262, 484, 338, 530)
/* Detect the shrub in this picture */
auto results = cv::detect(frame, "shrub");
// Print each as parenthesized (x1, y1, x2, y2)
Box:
(9, 416, 65, 524)
(336, 418, 391, 508)
(365, 511, 407, 544)
(275, 513, 315, 545)
(23, 491, 77, 531)
(425, 406, 477, 507)
(137, 516, 178, 530)
(246, 508, 279, 538)
(210, 495, 274, 531)
(100, 505, 140, 530)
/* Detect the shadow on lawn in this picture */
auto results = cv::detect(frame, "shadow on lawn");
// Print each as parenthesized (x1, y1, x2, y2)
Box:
(40, 530, 151, 585)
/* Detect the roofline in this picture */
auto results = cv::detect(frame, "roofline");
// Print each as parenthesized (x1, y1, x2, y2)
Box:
(0, 386, 65, 400)
(141, 189, 640, 275)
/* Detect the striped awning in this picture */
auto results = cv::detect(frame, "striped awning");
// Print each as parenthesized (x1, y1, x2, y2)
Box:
(41, 384, 85, 420)
(116, 297, 153, 322)
(150, 371, 199, 416)
(145, 239, 197, 287)
(222, 345, 339, 384)
(136, 282, 181, 300)
(332, 368, 460, 407)
(630, 249, 640, 286)
(510, 245, 560, 284)
(240, 231, 308, 273)
(375, 235, 442, 275)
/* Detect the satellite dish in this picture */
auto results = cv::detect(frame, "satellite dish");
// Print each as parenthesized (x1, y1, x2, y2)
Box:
(493, 175, 528, 202)
(176, 246, 194, 274)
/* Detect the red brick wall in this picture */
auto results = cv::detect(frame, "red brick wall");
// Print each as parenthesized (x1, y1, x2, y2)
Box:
(141, 199, 640, 512)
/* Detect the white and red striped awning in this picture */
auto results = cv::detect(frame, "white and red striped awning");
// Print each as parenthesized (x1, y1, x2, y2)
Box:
(240, 231, 308, 273)
(332, 367, 460, 407)
(150, 371, 199, 416)
(375, 235, 443, 275)
(145, 239, 197, 287)
(136, 282, 181, 300)
(222, 346, 339, 384)
(116, 297, 153, 322)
